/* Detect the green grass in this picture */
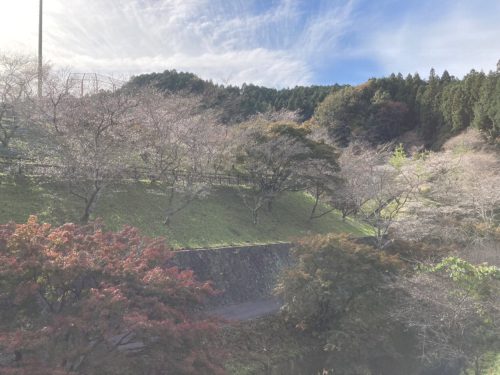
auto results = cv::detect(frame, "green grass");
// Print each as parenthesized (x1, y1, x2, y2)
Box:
(466, 352, 500, 375)
(0, 176, 372, 248)
(485, 353, 500, 375)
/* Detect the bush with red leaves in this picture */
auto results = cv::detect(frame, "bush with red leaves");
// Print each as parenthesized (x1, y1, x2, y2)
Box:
(0, 216, 225, 375)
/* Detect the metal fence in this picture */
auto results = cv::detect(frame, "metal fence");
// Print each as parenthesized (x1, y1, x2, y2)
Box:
(66, 73, 126, 98)
(0, 156, 253, 187)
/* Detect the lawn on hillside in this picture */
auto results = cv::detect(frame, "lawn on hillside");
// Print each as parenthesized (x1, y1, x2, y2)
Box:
(466, 352, 500, 375)
(0, 176, 372, 248)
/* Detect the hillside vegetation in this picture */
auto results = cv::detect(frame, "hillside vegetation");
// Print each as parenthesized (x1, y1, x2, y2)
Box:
(0, 52, 498, 375)
(125, 69, 340, 123)
(0, 178, 370, 248)
(129, 63, 499, 147)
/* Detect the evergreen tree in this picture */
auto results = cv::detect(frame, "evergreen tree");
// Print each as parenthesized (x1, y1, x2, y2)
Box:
(473, 71, 500, 142)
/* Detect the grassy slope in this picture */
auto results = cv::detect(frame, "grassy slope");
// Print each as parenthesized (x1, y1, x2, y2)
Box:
(484, 353, 500, 375)
(466, 353, 500, 375)
(0, 176, 372, 248)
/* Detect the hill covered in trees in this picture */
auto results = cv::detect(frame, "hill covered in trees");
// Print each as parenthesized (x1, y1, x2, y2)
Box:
(125, 70, 341, 123)
(128, 62, 500, 148)
(315, 66, 500, 147)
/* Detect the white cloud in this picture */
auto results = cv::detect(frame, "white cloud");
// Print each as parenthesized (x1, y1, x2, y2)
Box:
(364, 6, 500, 77)
(0, 0, 323, 87)
(2, 0, 494, 86)
(295, 0, 357, 60)
(0, 0, 39, 53)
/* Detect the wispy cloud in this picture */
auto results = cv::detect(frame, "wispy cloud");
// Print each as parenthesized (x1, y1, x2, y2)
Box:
(357, 1, 500, 78)
(0, 0, 358, 87)
(0, 0, 497, 86)
(296, 0, 356, 60)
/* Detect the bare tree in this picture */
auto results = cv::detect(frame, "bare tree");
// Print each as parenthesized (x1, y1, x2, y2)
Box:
(56, 91, 137, 223)
(450, 152, 500, 226)
(329, 142, 382, 220)
(364, 161, 421, 247)
(135, 88, 228, 225)
(391, 260, 500, 375)
(37, 68, 75, 134)
(330, 142, 420, 247)
(0, 53, 37, 151)
(392, 138, 500, 263)
(251, 109, 302, 123)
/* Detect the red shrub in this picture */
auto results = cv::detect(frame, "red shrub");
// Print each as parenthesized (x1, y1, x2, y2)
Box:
(0, 216, 224, 375)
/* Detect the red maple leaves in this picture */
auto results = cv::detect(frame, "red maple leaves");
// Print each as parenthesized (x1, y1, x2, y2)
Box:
(0, 216, 225, 374)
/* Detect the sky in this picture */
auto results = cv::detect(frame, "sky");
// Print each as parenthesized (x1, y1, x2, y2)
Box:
(0, 0, 498, 88)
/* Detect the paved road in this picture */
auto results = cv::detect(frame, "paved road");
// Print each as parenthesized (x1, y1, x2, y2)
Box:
(206, 297, 282, 321)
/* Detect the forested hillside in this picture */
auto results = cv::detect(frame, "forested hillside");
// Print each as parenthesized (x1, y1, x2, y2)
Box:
(128, 62, 500, 147)
(315, 66, 500, 147)
(125, 70, 341, 123)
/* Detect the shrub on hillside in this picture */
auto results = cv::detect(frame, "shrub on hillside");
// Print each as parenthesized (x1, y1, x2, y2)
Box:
(277, 234, 499, 374)
(277, 234, 408, 374)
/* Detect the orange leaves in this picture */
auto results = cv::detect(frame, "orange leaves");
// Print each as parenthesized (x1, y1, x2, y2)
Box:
(142, 266, 167, 285)
(13, 281, 39, 305)
(123, 312, 153, 330)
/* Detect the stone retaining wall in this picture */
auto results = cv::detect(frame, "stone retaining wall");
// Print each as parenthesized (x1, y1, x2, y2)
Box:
(170, 243, 293, 306)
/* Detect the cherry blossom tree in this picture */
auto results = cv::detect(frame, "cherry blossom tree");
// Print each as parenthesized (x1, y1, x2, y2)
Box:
(0, 53, 37, 151)
(391, 257, 500, 375)
(392, 133, 500, 263)
(55, 91, 137, 223)
(135, 88, 229, 225)
(330, 142, 421, 247)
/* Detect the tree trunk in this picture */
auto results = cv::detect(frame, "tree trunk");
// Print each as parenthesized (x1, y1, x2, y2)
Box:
(474, 356, 480, 375)
(309, 187, 321, 220)
(163, 215, 171, 226)
(163, 185, 203, 226)
(252, 209, 258, 225)
(267, 198, 273, 212)
(80, 187, 101, 224)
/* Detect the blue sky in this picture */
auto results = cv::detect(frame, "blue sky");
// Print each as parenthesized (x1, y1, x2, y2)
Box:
(0, 0, 498, 87)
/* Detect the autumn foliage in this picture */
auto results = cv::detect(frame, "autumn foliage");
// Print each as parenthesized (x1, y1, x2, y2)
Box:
(0, 216, 225, 375)
(277, 234, 407, 373)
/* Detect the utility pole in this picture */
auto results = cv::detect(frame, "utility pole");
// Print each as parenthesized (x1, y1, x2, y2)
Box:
(38, 0, 43, 98)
